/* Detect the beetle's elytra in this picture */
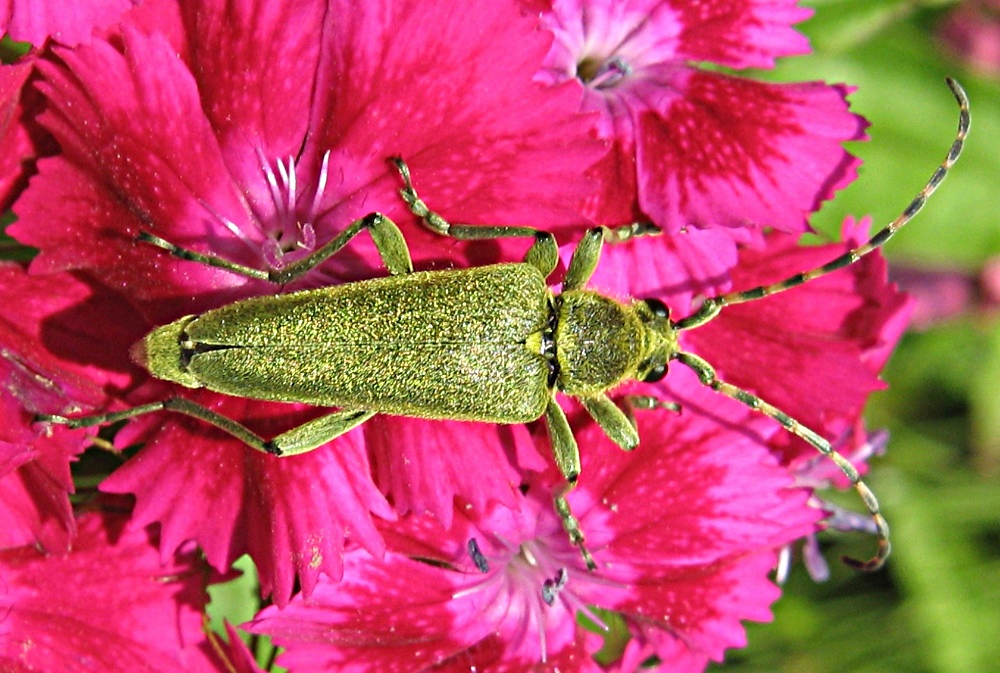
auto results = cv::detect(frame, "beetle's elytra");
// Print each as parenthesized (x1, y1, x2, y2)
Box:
(40, 78, 971, 572)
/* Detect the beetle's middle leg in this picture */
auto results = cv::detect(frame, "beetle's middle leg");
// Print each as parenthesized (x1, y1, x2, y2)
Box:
(139, 212, 414, 283)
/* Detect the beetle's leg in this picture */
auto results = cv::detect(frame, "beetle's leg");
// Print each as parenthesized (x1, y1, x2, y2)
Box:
(562, 224, 662, 291)
(545, 398, 579, 482)
(139, 212, 413, 283)
(269, 213, 412, 281)
(563, 228, 604, 291)
(555, 487, 596, 571)
(262, 409, 376, 456)
(544, 398, 596, 570)
(579, 394, 639, 450)
(580, 394, 682, 450)
(674, 350, 891, 571)
(38, 399, 374, 457)
(392, 157, 542, 240)
(618, 394, 682, 438)
(601, 221, 663, 243)
(623, 395, 682, 414)
(391, 158, 561, 275)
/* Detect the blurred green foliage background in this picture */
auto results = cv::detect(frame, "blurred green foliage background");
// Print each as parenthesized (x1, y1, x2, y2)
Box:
(732, 1, 1000, 672)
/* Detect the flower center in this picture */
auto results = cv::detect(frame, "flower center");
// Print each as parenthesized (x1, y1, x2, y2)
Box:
(575, 55, 633, 89)
(458, 535, 608, 663)
(257, 150, 331, 268)
(207, 150, 333, 270)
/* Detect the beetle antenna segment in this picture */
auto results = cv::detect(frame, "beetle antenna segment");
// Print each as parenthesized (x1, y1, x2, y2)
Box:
(674, 352, 889, 570)
(666, 79, 971, 571)
(676, 77, 970, 332)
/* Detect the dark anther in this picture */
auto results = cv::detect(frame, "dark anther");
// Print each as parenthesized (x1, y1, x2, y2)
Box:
(467, 538, 490, 574)
(542, 568, 568, 606)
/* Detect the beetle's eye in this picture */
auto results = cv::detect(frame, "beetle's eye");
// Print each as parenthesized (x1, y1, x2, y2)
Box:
(642, 361, 668, 383)
(643, 298, 669, 319)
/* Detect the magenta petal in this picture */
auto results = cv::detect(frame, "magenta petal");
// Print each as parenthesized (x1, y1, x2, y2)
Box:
(10, 28, 258, 300)
(619, 552, 785, 669)
(2, 0, 137, 46)
(587, 226, 754, 315)
(0, 508, 219, 673)
(178, 0, 326, 197)
(248, 553, 479, 673)
(180, 0, 323, 154)
(634, 71, 865, 235)
(0, 60, 34, 211)
(668, 0, 812, 67)
(0, 265, 136, 550)
(366, 417, 527, 527)
(249, 528, 599, 672)
(568, 369, 819, 667)
(307, 0, 605, 233)
(212, 623, 267, 673)
(578, 368, 819, 566)
(542, 0, 811, 75)
(100, 394, 395, 606)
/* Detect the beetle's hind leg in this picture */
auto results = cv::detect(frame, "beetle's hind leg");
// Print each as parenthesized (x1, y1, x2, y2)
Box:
(139, 211, 414, 283)
(38, 400, 375, 457)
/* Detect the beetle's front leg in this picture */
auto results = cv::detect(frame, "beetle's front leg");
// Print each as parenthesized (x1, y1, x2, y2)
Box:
(579, 394, 639, 450)
(621, 394, 682, 430)
(543, 399, 597, 570)
(555, 486, 596, 571)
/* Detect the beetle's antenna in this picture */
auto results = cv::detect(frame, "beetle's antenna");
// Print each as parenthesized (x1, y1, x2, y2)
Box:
(676, 77, 969, 331)
(674, 351, 889, 570)
(665, 79, 971, 571)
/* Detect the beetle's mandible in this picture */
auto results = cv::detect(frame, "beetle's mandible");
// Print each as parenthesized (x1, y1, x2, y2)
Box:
(39, 79, 971, 572)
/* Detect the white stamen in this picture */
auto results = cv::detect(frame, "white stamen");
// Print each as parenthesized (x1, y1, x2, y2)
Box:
(310, 151, 332, 216)
(258, 147, 286, 222)
(286, 156, 298, 213)
(775, 545, 792, 584)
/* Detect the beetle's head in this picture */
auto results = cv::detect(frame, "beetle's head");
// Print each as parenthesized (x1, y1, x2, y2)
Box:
(633, 298, 679, 384)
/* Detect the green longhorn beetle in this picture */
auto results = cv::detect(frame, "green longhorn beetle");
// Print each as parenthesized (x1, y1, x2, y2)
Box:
(40, 79, 969, 572)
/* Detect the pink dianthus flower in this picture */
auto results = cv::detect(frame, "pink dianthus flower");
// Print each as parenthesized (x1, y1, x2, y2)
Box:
(7, 0, 604, 605)
(1, 0, 139, 46)
(0, 504, 226, 672)
(249, 380, 820, 672)
(0, 264, 137, 551)
(533, 0, 868, 298)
